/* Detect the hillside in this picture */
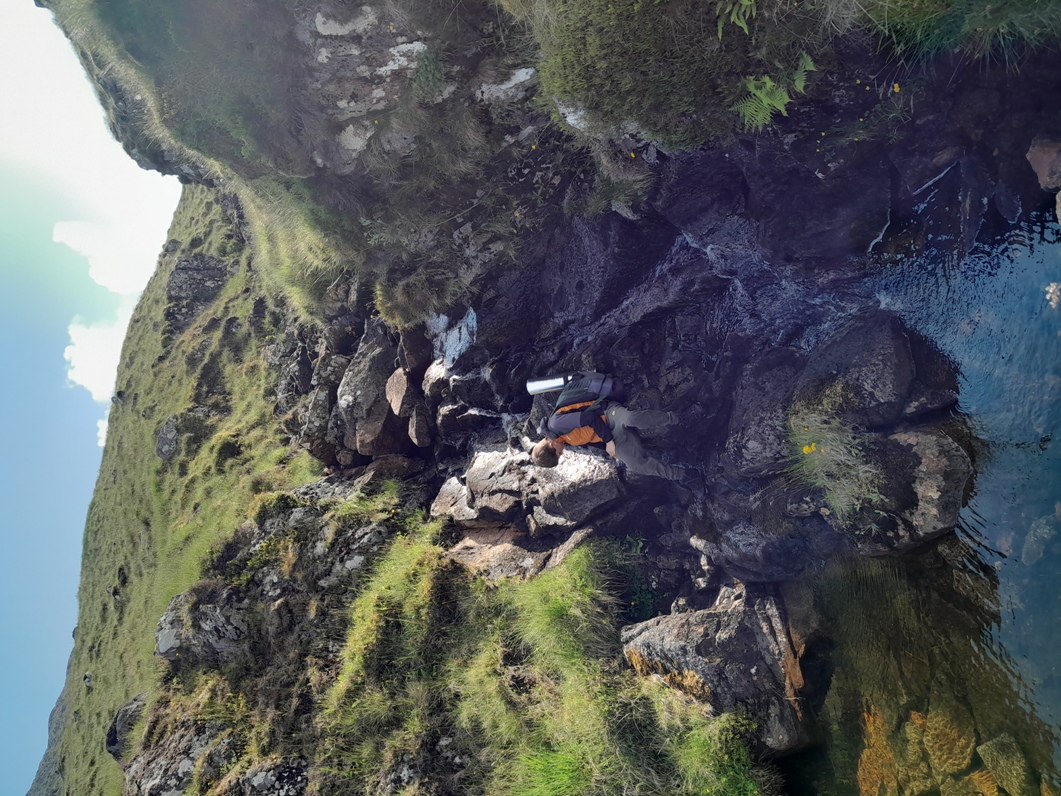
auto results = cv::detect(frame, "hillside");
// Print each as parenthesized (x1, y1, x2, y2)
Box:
(28, 0, 1061, 794)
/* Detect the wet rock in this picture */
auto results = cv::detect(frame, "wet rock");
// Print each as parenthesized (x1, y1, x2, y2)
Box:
(960, 156, 993, 253)
(1020, 511, 1059, 567)
(106, 692, 147, 761)
(755, 154, 891, 261)
(621, 582, 809, 754)
(723, 347, 804, 478)
(651, 151, 746, 247)
(436, 401, 500, 438)
(335, 320, 411, 457)
(978, 734, 1036, 796)
(854, 428, 972, 555)
(1026, 137, 1061, 191)
(794, 310, 915, 429)
(924, 687, 977, 777)
(890, 143, 963, 197)
(688, 489, 847, 582)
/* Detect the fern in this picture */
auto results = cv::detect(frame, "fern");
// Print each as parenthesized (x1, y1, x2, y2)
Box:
(792, 52, 817, 94)
(732, 52, 816, 132)
(715, 0, 756, 38)
(733, 76, 790, 132)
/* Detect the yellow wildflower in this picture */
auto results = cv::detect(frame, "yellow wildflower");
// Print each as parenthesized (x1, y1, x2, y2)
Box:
(802, 442, 818, 455)
(893, 82, 900, 93)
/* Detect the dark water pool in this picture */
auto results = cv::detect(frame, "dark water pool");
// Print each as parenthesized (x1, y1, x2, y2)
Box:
(784, 217, 1061, 793)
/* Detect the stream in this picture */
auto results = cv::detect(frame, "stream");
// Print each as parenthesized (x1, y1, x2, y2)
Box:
(782, 213, 1061, 792)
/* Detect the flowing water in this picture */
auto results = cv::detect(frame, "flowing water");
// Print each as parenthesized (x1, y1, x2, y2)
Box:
(782, 215, 1061, 793)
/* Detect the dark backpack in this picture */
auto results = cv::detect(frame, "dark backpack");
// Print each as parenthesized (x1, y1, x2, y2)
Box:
(537, 372, 624, 439)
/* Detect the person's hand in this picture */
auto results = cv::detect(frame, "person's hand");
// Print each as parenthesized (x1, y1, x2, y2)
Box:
(606, 441, 617, 458)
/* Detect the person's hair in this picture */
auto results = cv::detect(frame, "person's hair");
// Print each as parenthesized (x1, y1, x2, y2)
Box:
(531, 439, 560, 468)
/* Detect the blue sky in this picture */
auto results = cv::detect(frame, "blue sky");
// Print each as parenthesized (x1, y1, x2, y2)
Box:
(0, 2, 180, 792)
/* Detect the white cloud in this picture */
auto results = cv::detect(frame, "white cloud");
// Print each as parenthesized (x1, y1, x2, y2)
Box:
(96, 416, 110, 447)
(64, 298, 135, 404)
(53, 216, 172, 297)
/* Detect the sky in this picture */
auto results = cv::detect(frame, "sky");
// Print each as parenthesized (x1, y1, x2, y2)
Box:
(0, 2, 181, 792)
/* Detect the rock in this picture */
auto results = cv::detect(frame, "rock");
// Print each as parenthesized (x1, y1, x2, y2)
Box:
(156, 415, 180, 461)
(398, 327, 434, 378)
(1021, 512, 1059, 567)
(723, 347, 804, 478)
(386, 368, 419, 417)
(311, 350, 350, 388)
(978, 734, 1036, 796)
(436, 401, 500, 438)
(430, 446, 622, 536)
(447, 526, 594, 581)
(296, 386, 336, 464)
(238, 760, 309, 795)
(924, 687, 976, 777)
(335, 320, 411, 457)
(854, 429, 972, 555)
(156, 589, 251, 668)
(794, 310, 915, 429)
(164, 254, 232, 334)
(106, 693, 147, 761)
(361, 455, 425, 480)
(408, 403, 434, 448)
(1026, 137, 1061, 191)
(621, 582, 809, 754)
(123, 713, 221, 796)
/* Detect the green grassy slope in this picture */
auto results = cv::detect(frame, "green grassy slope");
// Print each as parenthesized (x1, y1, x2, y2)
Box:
(58, 185, 322, 795)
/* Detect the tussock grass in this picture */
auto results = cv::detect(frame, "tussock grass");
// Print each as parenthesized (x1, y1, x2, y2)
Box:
(787, 407, 882, 523)
(318, 538, 764, 795)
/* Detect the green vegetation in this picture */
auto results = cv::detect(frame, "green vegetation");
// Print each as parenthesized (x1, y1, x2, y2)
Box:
(855, 0, 1061, 59)
(787, 407, 882, 523)
(314, 534, 768, 795)
(506, 0, 831, 144)
(56, 185, 322, 795)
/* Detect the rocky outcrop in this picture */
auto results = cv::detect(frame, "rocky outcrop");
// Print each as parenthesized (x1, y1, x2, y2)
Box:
(621, 581, 809, 754)
(156, 588, 252, 668)
(164, 254, 233, 336)
(431, 446, 623, 537)
(106, 693, 148, 761)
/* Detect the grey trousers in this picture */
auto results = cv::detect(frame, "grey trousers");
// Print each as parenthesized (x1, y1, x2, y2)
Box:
(604, 405, 683, 481)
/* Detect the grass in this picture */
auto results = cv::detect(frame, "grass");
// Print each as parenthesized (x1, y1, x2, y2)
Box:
(55, 184, 323, 796)
(787, 407, 882, 523)
(314, 536, 767, 795)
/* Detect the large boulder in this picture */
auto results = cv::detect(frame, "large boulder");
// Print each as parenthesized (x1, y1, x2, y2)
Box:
(722, 347, 804, 479)
(621, 582, 810, 754)
(850, 427, 973, 555)
(794, 310, 915, 429)
(431, 447, 623, 536)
